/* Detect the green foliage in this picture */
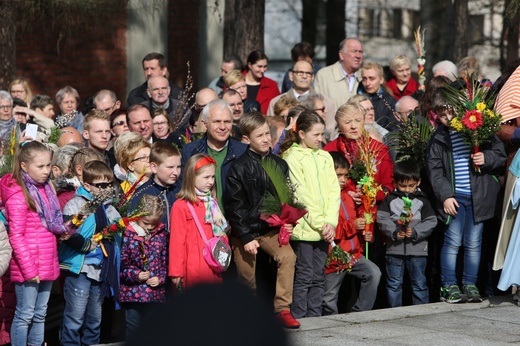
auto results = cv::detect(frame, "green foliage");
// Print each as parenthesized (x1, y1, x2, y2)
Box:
(325, 243, 354, 272)
(48, 127, 61, 145)
(348, 160, 366, 183)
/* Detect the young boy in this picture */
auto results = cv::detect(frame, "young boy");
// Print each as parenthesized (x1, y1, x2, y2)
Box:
(377, 160, 437, 307)
(224, 111, 300, 329)
(322, 152, 381, 315)
(128, 141, 181, 230)
(60, 160, 121, 346)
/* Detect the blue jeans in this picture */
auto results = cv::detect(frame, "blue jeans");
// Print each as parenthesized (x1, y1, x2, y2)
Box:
(124, 302, 160, 340)
(291, 241, 329, 318)
(61, 272, 102, 346)
(323, 256, 381, 315)
(11, 280, 52, 346)
(386, 255, 429, 307)
(440, 194, 483, 286)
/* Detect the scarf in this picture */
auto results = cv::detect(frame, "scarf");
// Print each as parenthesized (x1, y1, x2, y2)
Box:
(337, 135, 359, 166)
(21, 171, 66, 235)
(195, 189, 228, 236)
(0, 117, 18, 145)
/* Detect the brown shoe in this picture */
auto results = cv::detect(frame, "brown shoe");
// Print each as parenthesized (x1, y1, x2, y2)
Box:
(276, 310, 300, 329)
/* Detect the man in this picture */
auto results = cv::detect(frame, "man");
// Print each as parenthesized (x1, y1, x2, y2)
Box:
(281, 42, 319, 93)
(358, 62, 398, 130)
(314, 38, 363, 109)
(127, 104, 153, 142)
(394, 96, 419, 123)
(190, 88, 219, 133)
(145, 76, 181, 118)
(221, 89, 244, 140)
(93, 90, 121, 116)
(83, 109, 113, 166)
(181, 99, 247, 211)
(57, 126, 84, 147)
(208, 55, 243, 95)
(127, 52, 182, 106)
(432, 60, 458, 82)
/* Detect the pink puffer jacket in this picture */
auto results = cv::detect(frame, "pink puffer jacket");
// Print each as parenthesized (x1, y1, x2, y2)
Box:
(0, 174, 60, 283)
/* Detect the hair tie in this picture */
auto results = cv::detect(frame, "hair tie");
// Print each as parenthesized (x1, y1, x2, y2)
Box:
(21, 141, 28, 147)
(194, 156, 216, 171)
(291, 121, 298, 132)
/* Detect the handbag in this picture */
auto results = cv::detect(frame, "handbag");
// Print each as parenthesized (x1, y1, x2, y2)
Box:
(187, 202, 231, 273)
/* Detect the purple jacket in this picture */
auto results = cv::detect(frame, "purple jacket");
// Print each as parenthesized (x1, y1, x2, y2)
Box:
(119, 222, 169, 303)
(0, 174, 59, 283)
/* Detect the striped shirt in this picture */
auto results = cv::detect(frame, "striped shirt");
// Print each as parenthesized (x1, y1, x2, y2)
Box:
(450, 131, 471, 195)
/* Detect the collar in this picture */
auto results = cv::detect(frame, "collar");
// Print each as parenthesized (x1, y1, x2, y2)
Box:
(152, 98, 170, 110)
(292, 89, 310, 98)
(207, 139, 229, 152)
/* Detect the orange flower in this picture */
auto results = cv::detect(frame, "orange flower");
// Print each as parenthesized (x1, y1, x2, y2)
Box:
(461, 110, 483, 130)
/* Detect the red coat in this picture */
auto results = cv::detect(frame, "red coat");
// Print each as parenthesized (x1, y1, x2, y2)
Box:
(323, 136, 394, 203)
(243, 70, 280, 114)
(385, 78, 419, 100)
(168, 199, 224, 288)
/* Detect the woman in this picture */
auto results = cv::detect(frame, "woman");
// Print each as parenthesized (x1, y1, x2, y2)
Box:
(349, 94, 387, 143)
(151, 109, 184, 148)
(115, 132, 152, 194)
(55, 86, 85, 132)
(223, 69, 260, 113)
(385, 55, 419, 100)
(9, 79, 33, 106)
(244, 50, 280, 114)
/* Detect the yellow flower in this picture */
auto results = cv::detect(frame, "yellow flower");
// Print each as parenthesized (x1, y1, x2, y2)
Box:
(476, 103, 486, 111)
(485, 109, 495, 118)
(450, 118, 464, 131)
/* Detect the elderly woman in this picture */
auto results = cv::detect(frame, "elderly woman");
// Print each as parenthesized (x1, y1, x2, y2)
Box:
(9, 78, 33, 106)
(244, 50, 280, 114)
(349, 94, 387, 143)
(0, 91, 20, 145)
(323, 101, 394, 203)
(224, 69, 260, 113)
(55, 86, 85, 132)
(385, 55, 419, 100)
(115, 131, 152, 194)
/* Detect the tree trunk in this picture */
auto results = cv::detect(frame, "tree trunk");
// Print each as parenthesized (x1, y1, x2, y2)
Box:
(452, 0, 468, 63)
(302, 0, 318, 46)
(506, 1, 520, 68)
(0, 1, 16, 90)
(325, 0, 345, 66)
(223, 0, 265, 65)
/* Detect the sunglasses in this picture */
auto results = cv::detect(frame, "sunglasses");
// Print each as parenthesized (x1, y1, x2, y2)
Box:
(92, 182, 113, 189)
(112, 120, 126, 128)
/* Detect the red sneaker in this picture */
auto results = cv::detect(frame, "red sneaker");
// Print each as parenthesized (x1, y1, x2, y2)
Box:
(276, 310, 300, 329)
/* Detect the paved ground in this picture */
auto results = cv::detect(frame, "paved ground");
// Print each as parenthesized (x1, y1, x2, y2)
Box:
(287, 295, 520, 346)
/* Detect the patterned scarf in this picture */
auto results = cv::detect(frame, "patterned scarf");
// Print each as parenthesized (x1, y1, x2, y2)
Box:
(0, 117, 18, 145)
(337, 134, 359, 166)
(195, 189, 228, 236)
(21, 171, 66, 235)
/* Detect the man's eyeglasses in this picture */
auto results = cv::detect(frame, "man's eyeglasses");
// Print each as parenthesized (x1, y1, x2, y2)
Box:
(132, 155, 150, 163)
(0, 105, 13, 111)
(314, 107, 326, 113)
(92, 182, 113, 189)
(100, 103, 117, 113)
(291, 70, 313, 77)
(112, 120, 126, 128)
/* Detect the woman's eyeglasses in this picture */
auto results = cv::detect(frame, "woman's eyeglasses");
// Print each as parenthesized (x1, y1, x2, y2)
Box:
(112, 120, 126, 128)
(132, 155, 150, 163)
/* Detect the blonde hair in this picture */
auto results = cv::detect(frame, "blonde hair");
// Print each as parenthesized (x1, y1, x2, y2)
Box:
(223, 70, 245, 88)
(152, 108, 174, 133)
(239, 111, 267, 137)
(9, 78, 33, 105)
(137, 194, 165, 218)
(348, 94, 370, 115)
(389, 55, 412, 72)
(150, 141, 181, 166)
(115, 132, 151, 171)
(84, 108, 111, 131)
(335, 102, 366, 123)
(67, 147, 104, 180)
(361, 62, 384, 80)
(273, 95, 299, 117)
(176, 154, 216, 203)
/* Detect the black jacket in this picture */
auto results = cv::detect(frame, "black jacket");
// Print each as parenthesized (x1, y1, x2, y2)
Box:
(224, 149, 289, 245)
(426, 125, 506, 224)
(127, 80, 182, 107)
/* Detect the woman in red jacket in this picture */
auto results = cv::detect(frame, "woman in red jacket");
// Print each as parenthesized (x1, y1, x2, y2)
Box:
(244, 50, 280, 114)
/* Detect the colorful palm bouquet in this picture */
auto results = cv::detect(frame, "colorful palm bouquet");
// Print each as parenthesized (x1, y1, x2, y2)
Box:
(259, 157, 307, 246)
(397, 196, 413, 228)
(414, 26, 426, 90)
(444, 76, 502, 172)
(71, 186, 115, 228)
(326, 241, 354, 273)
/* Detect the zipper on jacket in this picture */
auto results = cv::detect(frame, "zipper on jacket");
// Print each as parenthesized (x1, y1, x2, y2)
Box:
(446, 151, 455, 225)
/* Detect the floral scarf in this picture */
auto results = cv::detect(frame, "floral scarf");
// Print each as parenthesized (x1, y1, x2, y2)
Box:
(195, 189, 228, 236)
(21, 171, 66, 235)
(337, 134, 359, 166)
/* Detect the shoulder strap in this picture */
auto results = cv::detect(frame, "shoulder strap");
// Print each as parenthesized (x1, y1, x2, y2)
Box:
(186, 201, 209, 244)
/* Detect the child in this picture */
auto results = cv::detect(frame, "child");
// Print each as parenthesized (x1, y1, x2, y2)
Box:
(225, 112, 299, 329)
(0, 141, 66, 346)
(377, 160, 437, 307)
(322, 152, 381, 315)
(128, 141, 181, 230)
(169, 154, 229, 289)
(427, 96, 506, 303)
(120, 194, 168, 339)
(279, 110, 340, 318)
(60, 160, 120, 346)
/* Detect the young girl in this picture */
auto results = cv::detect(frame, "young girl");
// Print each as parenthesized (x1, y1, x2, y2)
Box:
(120, 194, 168, 339)
(279, 110, 340, 318)
(169, 154, 229, 289)
(0, 141, 67, 346)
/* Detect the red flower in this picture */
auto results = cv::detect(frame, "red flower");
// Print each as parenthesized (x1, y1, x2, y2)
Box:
(461, 110, 483, 130)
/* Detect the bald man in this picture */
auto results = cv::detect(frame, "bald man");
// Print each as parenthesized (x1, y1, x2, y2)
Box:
(58, 126, 84, 147)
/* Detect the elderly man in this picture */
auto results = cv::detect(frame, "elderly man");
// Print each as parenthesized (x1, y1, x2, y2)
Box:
(145, 76, 181, 119)
(93, 90, 121, 115)
(57, 126, 84, 147)
(394, 96, 419, 122)
(314, 38, 363, 109)
(181, 99, 247, 210)
(127, 104, 154, 142)
(127, 52, 182, 106)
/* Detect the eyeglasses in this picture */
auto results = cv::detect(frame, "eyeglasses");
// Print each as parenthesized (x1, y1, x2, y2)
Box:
(314, 107, 326, 113)
(363, 107, 375, 112)
(112, 120, 126, 128)
(92, 182, 113, 189)
(0, 105, 13, 111)
(291, 70, 313, 77)
(132, 155, 150, 163)
(153, 121, 168, 126)
(100, 103, 117, 113)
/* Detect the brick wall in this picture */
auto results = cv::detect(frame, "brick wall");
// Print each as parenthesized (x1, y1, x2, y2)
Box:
(15, 10, 127, 110)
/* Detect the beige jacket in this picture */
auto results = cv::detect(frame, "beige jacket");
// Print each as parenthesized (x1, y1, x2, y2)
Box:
(0, 221, 12, 277)
(314, 61, 361, 109)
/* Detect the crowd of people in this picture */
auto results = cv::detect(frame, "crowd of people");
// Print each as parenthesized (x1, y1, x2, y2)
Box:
(0, 38, 519, 345)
